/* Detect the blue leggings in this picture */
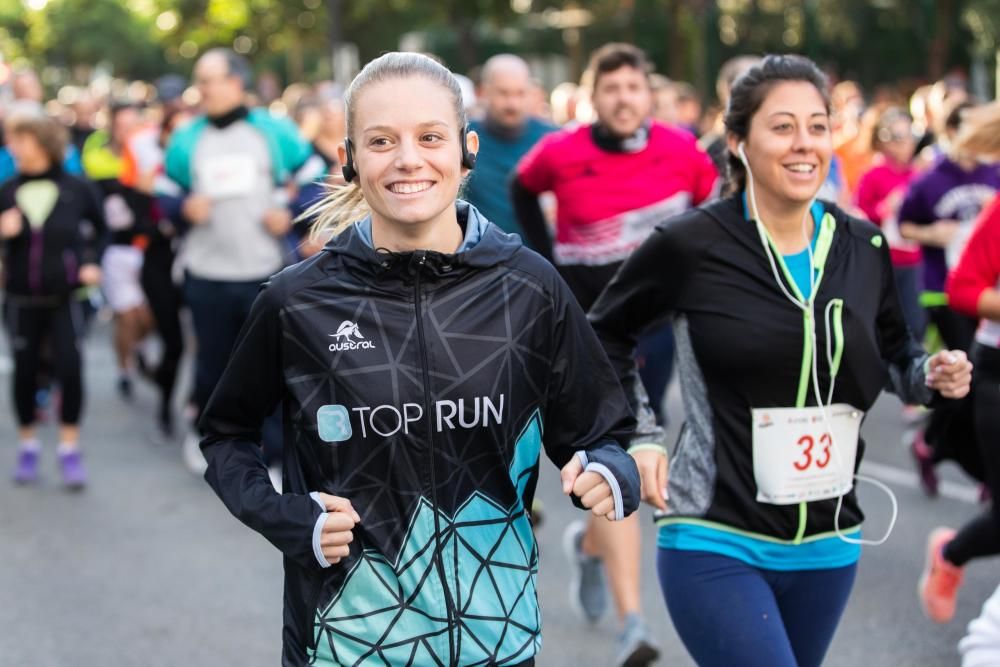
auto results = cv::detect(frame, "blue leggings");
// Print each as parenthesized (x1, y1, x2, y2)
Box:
(657, 549, 857, 667)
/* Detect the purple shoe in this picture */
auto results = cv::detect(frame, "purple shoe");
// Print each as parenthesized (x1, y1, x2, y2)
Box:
(13, 448, 40, 484)
(59, 449, 87, 490)
(911, 430, 939, 498)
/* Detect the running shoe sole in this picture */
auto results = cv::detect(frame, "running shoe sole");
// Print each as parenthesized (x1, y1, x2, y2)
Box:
(617, 641, 660, 667)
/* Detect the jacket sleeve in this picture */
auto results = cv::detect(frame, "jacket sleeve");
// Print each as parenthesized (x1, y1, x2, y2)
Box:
(689, 139, 720, 205)
(898, 176, 931, 226)
(199, 277, 328, 570)
(588, 215, 701, 449)
(854, 171, 881, 223)
(871, 226, 935, 405)
(510, 175, 554, 261)
(80, 179, 108, 266)
(543, 271, 640, 520)
(947, 196, 1000, 317)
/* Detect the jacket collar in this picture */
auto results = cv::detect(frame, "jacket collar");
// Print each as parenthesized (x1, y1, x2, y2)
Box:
(323, 200, 522, 279)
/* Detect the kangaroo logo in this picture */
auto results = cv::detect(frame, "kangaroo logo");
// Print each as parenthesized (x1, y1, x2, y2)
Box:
(332, 321, 364, 342)
(329, 320, 376, 352)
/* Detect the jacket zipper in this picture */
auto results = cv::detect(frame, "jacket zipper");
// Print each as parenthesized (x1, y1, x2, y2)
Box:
(412, 251, 458, 664)
(29, 230, 44, 294)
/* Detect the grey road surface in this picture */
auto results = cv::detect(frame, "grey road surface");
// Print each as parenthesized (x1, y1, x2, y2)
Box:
(0, 322, 995, 667)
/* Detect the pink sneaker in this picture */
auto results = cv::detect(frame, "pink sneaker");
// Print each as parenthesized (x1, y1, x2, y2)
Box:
(918, 527, 963, 623)
(910, 430, 939, 498)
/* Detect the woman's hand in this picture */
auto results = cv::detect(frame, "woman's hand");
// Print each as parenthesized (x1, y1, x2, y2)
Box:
(632, 447, 669, 511)
(560, 456, 618, 521)
(182, 194, 212, 226)
(78, 264, 102, 286)
(263, 208, 292, 237)
(316, 493, 361, 565)
(926, 350, 973, 399)
(0, 208, 23, 239)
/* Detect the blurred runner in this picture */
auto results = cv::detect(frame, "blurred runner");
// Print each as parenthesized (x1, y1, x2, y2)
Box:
(1, 109, 106, 488)
(162, 48, 323, 474)
(512, 42, 717, 667)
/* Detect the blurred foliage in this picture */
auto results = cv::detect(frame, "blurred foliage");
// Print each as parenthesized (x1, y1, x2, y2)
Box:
(0, 0, 995, 98)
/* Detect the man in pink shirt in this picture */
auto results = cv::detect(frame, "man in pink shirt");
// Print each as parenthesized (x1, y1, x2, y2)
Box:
(511, 42, 718, 667)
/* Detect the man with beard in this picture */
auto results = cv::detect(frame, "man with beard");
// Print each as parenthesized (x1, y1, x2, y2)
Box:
(464, 54, 554, 241)
(511, 42, 717, 667)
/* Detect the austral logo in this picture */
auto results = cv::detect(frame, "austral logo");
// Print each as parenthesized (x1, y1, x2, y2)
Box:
(329, 321, 376, 352)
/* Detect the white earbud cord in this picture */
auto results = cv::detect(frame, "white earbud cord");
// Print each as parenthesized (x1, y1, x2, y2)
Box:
(740, 144, 897, 546)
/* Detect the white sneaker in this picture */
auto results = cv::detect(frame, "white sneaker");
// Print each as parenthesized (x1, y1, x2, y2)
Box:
(562, 520, 608, 624)
(182, 429, 208, 477)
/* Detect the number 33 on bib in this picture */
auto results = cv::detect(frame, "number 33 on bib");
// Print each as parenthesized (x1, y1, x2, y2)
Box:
(751, 405, 863, 505)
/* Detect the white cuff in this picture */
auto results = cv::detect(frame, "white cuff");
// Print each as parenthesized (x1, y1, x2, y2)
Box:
(574, 452, 625, 522)
(309, 492, 332, 568)
(583, 462, 625, 521)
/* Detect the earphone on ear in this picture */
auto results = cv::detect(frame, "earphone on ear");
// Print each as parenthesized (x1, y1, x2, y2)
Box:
(737, 140, 748, 165)
(459, 125, 477, 170)
(341, 138, 357, 182)
(341, 126, 477, 182)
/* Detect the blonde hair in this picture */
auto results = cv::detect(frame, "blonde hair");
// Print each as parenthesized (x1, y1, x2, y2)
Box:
(954, 101, 1000, 159)
(306, 52, 467, 241)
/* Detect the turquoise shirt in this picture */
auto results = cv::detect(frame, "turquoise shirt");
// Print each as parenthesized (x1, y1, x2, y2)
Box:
(465, 117, 554, 242)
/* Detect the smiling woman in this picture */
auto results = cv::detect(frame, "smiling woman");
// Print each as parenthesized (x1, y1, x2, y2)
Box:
(305, 53, 478, 253)
(587, 54, 973, 667)
(198, 51, 642, 667)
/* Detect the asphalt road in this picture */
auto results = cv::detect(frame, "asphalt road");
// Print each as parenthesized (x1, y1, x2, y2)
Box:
(0, 321, 995, 666)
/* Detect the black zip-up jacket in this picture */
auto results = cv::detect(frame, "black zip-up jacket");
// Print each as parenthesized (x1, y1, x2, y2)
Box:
(589, 194, 936, 547)
(200, 202, 640, 666)
(0, 167, 106, 299)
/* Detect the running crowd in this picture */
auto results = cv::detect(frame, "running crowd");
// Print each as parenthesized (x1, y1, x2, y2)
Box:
(1, 42, 999, 667)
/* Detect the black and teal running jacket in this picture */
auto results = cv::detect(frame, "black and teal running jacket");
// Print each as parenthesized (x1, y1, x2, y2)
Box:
(199, 202, 640, 666)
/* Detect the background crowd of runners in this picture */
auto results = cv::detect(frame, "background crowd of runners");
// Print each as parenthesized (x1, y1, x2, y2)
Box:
(1, 39, 1000, 666)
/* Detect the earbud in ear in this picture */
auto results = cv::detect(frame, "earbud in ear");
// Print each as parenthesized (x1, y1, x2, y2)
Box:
(736, 140, 750, 167)
(341, 138, 357, 182)
(460, 125, 477, 170)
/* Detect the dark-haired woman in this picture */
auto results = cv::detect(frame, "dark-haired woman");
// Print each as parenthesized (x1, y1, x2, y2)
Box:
(589, 54, 971, 667)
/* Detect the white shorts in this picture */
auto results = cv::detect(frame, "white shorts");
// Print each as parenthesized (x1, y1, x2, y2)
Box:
(101, 245, 146, 313)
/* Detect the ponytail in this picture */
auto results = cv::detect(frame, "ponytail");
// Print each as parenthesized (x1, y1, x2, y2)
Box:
(304, 180, 371, 243)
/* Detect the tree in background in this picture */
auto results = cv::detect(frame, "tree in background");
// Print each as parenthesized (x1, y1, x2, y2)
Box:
(0, 0, 994, 103)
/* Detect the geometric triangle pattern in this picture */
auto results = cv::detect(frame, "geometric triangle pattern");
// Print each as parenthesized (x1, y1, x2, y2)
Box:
(310, 412, 544, 666)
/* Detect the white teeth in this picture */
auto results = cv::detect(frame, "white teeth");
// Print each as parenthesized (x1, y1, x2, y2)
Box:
(389, 182, 432, 194)
(786, 164, 815, 173)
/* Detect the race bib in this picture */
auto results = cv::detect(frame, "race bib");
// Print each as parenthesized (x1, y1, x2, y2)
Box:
(199, 153, 257, 200)
(751, 404, 863, 505)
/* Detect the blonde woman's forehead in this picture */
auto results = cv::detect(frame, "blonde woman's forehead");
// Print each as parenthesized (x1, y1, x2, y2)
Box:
(352, 78, 462, 131)
(360, 120, 451, 134)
